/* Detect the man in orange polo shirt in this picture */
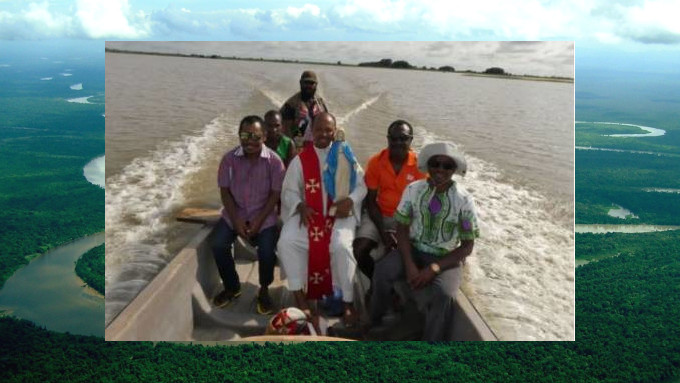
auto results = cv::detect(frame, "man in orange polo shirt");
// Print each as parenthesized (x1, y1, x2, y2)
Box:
(353, 120, 426, 280)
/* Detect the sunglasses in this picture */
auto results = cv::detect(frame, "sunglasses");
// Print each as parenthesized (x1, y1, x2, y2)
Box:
(428, 159, 456, 171)
(239, 132, 263, 141)
(387, 135, 413, 143)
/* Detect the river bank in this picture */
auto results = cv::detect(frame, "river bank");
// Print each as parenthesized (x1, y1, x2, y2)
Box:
(0, 232, 105, 337)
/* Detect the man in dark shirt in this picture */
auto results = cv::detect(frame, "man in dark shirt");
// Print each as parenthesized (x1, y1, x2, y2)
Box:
(280, 70, 328, 150)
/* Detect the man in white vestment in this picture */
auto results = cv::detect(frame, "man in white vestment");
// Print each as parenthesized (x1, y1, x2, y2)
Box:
(277, 112, 366, 330)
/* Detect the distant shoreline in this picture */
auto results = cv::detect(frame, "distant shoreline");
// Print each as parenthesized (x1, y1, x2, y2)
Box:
(462, 72, 573, 84)
(105, 48, 573, 84)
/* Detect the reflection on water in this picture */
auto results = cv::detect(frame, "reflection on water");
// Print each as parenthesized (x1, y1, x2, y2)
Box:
(576, 259, 590, 266)
(0, 233, 104, 337)
(607, 205, 638, 219)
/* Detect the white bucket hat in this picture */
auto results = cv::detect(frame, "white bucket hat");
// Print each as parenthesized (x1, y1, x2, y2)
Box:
(418, 142, 467, 176)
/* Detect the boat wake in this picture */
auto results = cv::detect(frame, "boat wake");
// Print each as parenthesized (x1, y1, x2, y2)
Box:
(256, 88, 286, 108)
(256, 87, 382, 128)
(337, 94, 382, 125)
(105, 116, 238, 325)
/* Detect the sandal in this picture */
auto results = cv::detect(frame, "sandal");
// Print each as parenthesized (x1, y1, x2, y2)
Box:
(342, 305, 359, 328)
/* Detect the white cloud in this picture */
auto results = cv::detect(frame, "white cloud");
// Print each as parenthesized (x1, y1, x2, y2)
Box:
(334, 0, 407, 23)
(615, 0, 680, 43)
(0, 0, 149, 39)
(24, 2, 71, 33)
(75, 0, 149, 39)
(0, 0, 679, 45)
(286, 4, 321, 18)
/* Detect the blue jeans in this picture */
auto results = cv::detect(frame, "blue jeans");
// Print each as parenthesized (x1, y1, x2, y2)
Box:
(210, 218, 277, 292)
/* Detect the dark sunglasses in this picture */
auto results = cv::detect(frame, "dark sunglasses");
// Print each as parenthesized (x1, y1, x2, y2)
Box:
(239, 132, 263, 141)
(428, 159, 456, 171)
(387, 135, 413, 143)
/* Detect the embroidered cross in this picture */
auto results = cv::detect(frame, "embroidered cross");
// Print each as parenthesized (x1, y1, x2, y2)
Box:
(305, 178, 320, 193)
(310, 272, 324, 284)
(311, 226, 324, 242)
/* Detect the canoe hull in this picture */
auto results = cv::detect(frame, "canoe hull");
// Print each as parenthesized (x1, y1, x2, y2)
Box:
(106, 225, 497, 341)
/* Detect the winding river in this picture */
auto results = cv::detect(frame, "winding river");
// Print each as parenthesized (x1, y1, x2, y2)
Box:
(0, 233, 104, 337)
(576, 224, 680, 267)
(0, 157, 106, 336)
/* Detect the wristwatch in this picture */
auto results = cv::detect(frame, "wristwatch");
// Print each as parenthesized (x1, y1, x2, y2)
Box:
(429, 262, 441, 275)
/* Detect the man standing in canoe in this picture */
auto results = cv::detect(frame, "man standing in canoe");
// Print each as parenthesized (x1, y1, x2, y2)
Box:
(277, 112, 366, 330)
(280, 70, 329, 150)
(369, 142, 480, 340)
(211, 115, 286, 315)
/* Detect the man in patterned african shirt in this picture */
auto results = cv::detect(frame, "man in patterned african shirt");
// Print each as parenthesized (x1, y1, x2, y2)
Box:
(369, 142, 480, 341)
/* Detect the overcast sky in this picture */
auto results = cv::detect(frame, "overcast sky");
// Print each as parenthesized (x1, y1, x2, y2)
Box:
(1, 0, 679, 75)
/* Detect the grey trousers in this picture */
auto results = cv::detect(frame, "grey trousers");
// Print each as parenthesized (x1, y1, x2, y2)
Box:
(370, 247, 463, 341)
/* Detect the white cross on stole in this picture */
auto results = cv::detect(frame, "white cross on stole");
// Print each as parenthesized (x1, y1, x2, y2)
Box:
(310, 272, 324, 284)
(310, 226, 324, 242)
(305, 178, 320, 193)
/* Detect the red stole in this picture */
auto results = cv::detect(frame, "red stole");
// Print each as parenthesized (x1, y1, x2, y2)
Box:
(299, 146, 334, 299)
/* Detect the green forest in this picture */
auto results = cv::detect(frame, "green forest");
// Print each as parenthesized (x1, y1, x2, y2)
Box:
(0, 69, 104, 288)
(2, 242, 680, 382)
(576, 230, 680, 262)
(75, 244, 104, 295)
(576, 149, 680, 225)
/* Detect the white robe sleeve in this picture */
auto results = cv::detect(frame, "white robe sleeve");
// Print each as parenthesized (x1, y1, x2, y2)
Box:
(348, 163, 367, 226)
(281, 155, 304, 223)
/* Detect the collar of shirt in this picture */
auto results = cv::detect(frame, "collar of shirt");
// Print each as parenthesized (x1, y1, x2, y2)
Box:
(234, 145, 272, 158)
(314, 144, 332, 158)
(378, 148, 418, 168)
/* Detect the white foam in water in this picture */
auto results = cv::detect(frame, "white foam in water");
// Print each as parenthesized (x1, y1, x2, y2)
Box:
(60, 73, 73, 77)
(70, 83, 83, 90)
(415, 129, 575, 340)
(105, 117, 234, 325)
(67, 96, 93, 104)
(337, 94, 381, 125)
(258, 88, 286, 107)
(41, 77, 53, 81)
(83, 155, 105, 188)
